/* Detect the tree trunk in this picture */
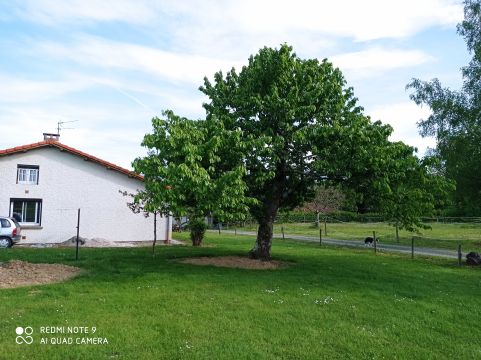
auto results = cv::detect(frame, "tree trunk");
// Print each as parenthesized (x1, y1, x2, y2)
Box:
(248, 168, 285, 260)
(191, 233, 203, 246)
(248, 218, 274, 260)
(190, 228, 204, 246)
(248, 191, 281, 260)
(152, 211, 157, 256)
(189, 217, 207, 246)
(316, 212, 320, 228)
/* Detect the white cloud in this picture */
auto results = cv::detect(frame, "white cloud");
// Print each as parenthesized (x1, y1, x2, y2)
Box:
(35, 36, 244, 85)
(0, 70, 207, 168)
(15, 0, 156, 25)
(33, 36, 434, 88)
(15, 0, 462, 44)
(368, 102, 436, 155)
(331, 48, 435, 79)
(228, 0, 462, 41)
(0, 74, 95, 103)
(3, 0, 461, 165)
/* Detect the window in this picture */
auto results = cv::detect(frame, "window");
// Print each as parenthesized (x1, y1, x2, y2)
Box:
(17, 165, 39, 185)
(0, 218, 11, 228)
(10, 199, 42, 225)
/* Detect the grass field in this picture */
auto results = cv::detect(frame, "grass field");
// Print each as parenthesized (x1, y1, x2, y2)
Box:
(1, 233, 480, 359)
(231, 221, 481, 251)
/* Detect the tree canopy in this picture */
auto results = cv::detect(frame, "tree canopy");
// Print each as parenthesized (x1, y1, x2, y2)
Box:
(407, 0, 481, 215)
(339, 135, 453, 238)
(374, 142, 453, 239)
(132, 110, 254, 246)
(200, 44, 394, 259)
(135, 43, 452, 258)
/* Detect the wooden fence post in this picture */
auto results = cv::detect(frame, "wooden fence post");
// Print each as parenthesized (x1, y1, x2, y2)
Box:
(458, 244, 462, 266)
(395, 222, 400, 243)
(411, 237, 414, 259)
(373, 231, 377, 254)
(75, 208, 80, 261)
(319, 228, 322, 246)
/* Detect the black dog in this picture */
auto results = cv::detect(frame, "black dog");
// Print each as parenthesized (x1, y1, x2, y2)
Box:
(364, 236, 380, 245)
(466, 252, 481, 266)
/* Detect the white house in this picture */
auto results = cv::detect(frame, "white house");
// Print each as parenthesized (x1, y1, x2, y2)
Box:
(0, 133, 171, 244)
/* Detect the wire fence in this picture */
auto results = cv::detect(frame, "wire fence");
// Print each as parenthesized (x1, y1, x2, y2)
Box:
(207, 214, 481, 228)
(207, 217, 481, 266)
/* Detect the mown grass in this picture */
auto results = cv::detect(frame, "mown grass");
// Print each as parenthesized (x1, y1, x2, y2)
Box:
(232, 221, 481, 251)
(0, 233, 480, 360)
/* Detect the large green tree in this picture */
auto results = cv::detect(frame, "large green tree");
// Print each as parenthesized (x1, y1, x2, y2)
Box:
(407, 0, 481, 215)
(200, 44, 394, 259)
(132, 110, 253, 246)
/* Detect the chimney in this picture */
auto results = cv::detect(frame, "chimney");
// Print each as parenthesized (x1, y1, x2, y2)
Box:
(43, 133, 60, 141)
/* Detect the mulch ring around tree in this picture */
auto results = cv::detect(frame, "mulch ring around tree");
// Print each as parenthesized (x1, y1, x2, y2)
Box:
(0, 260, 82, 289)
(177, 256, 291, 270)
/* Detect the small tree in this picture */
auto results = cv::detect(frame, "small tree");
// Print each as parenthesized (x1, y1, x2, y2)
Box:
(132, 111, 254, 247)
(300, 186, 345, 227)
(373, 143, 453, 241)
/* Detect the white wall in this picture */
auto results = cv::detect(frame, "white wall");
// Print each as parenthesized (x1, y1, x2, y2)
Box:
(0, 147, 171, 244)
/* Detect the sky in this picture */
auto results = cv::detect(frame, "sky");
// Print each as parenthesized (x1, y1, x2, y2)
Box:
(0, 0, 470, 169)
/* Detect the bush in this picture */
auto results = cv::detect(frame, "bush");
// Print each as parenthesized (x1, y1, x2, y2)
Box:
(188, 218, 208, 246)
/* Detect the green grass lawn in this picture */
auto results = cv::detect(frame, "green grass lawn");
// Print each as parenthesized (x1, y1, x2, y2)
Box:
(1, 233, 480, 359)
(231, 221, 481, 251)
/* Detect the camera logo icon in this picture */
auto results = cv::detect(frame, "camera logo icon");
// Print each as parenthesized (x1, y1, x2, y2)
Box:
(15, 326, 33, 345)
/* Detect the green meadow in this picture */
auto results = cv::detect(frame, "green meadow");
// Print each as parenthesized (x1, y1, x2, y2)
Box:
(0, 232, 480, 359)
(233, 221, 481, 251)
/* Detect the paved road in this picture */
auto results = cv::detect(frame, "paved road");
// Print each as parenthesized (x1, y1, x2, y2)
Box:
(213, 230, 463, 260)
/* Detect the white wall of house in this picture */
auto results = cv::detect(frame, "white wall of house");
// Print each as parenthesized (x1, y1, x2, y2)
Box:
(0, 147, 171, 244)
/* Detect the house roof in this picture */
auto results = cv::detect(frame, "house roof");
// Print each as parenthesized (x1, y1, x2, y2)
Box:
(0, 140, 143, 180)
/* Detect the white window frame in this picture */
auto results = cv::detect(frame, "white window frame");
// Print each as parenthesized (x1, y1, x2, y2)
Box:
(10, 199, 42, 225)
(17, 165, 39, 185)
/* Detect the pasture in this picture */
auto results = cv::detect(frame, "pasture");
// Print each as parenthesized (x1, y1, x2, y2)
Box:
(232, 221, 481, 251)
(0, 232, 479, 359)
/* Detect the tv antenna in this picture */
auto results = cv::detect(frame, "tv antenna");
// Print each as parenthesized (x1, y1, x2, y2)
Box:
(57, 120, 79, 135)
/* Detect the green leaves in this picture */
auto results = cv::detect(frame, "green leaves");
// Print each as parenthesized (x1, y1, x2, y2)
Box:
(375, 144, 454, 232)
(134, 43, 450, 255)
(407, 0, 481, 215)
(133, 111, 255, 222)
(200, 44, 389, 218)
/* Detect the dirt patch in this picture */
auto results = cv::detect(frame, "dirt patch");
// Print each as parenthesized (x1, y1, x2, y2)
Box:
(0, 260, 82, 289)
(178, 256, 290, 269)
